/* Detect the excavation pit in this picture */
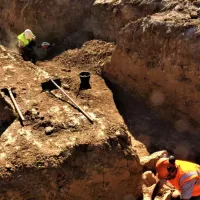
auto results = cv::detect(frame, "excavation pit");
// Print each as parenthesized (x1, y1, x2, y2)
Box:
(1, 0, 200, 198)
(0, 94, 16, 134)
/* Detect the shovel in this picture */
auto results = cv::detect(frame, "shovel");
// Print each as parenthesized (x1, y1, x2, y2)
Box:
(41, 78, 94, 124)
(1, 88, 25, 125)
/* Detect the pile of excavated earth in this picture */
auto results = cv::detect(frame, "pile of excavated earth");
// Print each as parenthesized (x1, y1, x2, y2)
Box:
(1, 0, 200, 199)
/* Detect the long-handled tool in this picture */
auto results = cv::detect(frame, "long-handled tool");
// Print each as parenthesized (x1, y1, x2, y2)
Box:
(2, 88, 25, 125)
(41, 78, 94, 124)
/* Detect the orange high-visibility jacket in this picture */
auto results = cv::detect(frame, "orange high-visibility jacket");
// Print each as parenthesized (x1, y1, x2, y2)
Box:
(169, 160, 200, 197)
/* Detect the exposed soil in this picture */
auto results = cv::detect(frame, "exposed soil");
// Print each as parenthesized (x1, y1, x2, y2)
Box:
(0, 41, 145, 200)
(1, 0, 200, 199)
(102, 0, 200, 163)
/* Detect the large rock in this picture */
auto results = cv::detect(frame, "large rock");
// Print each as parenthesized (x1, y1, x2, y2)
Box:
(140, 150, 168, 170)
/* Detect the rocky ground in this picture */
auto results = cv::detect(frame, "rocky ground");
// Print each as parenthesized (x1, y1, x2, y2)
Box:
(0, 41, 148, 200)
(1, 0, 200, 199)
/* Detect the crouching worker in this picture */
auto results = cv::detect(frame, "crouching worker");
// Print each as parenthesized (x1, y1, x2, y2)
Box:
(17, 29, 37, 64)
(156, 156, 200, 200)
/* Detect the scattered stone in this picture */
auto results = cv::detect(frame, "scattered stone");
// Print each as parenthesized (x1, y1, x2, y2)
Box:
(190, 11, 198, 19)
(142, 171, 157, 200)
(174, 5, 184, 11)
(5, 163, 13, 171)
(45, 126, 54, 135)
(142, 171, 157, 186)
(62, 83, 70, 90)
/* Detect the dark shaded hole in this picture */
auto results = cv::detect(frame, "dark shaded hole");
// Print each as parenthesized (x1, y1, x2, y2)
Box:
(1, 88, 17, 98)
(75, 144, 89, 152)
(41, 79, 61, 91)
(0, 95, 16, 135)
(105, 79, 200, 164)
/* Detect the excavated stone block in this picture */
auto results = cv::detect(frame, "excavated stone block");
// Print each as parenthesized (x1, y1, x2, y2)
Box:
(140, 150, 168, 170)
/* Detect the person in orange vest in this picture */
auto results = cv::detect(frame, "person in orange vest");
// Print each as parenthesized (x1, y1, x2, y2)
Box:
(156, 156, 200, 199)
(17, 29, 37, 63)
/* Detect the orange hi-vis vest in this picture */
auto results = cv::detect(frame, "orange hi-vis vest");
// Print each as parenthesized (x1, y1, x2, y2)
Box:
(169, 160, 200, 197)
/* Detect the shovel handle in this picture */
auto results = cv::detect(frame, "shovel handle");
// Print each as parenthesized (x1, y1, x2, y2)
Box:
(50, 79, 94, 124)
(8, 88, 25, 121)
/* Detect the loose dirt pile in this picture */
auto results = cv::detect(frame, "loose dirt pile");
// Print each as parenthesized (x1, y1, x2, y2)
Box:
(1, 0, 200, 199)
(0, 41, 148, 200)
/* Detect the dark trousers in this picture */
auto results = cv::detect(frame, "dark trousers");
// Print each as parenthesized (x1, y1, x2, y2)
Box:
(22, 40, 37, 63)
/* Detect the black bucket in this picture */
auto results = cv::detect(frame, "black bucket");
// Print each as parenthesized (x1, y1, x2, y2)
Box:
(79, 72, 91, 90)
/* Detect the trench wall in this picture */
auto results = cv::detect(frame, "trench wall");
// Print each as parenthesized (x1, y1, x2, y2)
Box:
(0, 0, 178, 46)
(103, 12, 200, 131)
(0, 141, 142, 200)
(0, 0, 94, 45)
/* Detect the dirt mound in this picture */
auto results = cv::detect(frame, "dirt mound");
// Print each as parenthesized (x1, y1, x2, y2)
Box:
(2, 0, 200, 199)
(0, 41, 145, 200)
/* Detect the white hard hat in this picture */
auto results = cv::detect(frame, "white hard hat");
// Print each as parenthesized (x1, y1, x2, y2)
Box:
(24, 29, 34, 40)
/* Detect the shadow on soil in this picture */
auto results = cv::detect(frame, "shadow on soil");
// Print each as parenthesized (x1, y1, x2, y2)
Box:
(105, 80, 200, 164)
(0, 97, 16, 136)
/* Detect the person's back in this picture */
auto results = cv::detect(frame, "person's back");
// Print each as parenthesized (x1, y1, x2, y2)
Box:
(17, 29, 37, 63)
(169, 160, 200, 199)
(156, 157, 200, 199)
(17, 29, 35, 48)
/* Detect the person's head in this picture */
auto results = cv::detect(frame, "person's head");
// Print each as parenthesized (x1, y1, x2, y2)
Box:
(156, 156, 177, 180)
(24, 29, 34, 40)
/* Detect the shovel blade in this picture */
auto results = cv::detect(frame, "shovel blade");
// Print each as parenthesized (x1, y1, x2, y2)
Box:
(41, 79, 61, 91)
(1, 88, 17, 97)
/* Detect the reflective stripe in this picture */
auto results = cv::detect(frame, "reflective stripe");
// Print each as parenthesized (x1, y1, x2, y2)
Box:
(179, 171, 197, 185)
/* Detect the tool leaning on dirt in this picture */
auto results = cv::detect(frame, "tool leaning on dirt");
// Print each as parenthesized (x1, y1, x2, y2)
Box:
(153, 156, 200, 200)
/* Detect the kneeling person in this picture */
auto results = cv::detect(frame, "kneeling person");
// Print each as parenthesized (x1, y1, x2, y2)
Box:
(17, 29, 37, 63)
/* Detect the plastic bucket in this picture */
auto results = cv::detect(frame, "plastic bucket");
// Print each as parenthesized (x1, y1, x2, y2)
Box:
(79, 72, 91, 89)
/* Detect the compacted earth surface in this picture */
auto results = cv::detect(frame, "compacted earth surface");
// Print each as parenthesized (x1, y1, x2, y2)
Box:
(0, 41, 147, 200)
(1, 0, 200, 199)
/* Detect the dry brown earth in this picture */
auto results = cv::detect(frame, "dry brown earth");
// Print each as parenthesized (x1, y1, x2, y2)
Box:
(1, 0, 200, 199)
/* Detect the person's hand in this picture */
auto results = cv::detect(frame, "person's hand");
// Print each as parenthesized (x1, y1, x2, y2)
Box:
(18, 40, 24, 48)
(171, 190, 180, 199)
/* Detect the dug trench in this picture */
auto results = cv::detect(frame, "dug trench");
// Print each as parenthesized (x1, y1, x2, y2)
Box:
(0, 41, 146, 200)
(1, 0, 200, 199)
(0, 39, 191, 199)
